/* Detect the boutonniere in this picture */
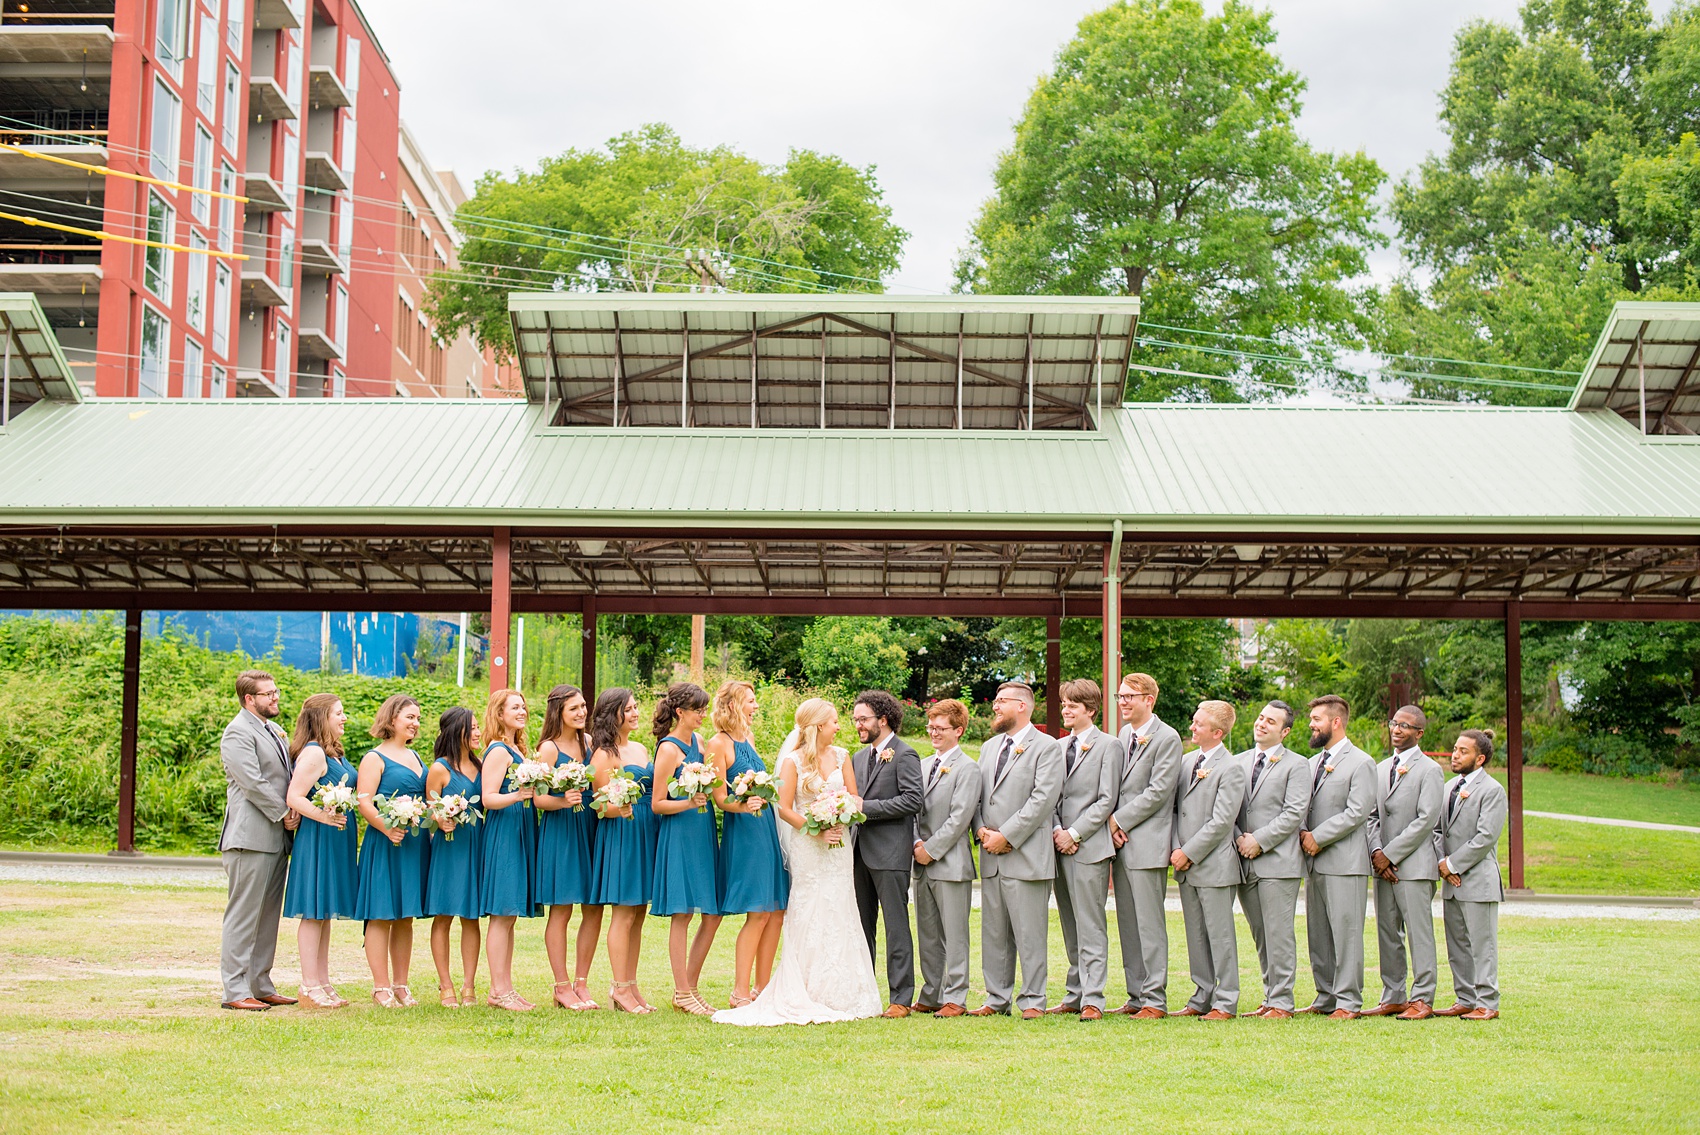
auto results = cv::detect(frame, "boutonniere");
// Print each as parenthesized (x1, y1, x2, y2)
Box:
(1324, 764, 1336, 774)
(1013, 745, 1027, 757)
(1268, 753, 1283, 763)
(877, 748, 894, 764)
(1195, 767, 1211, 780)
(1136, 735, 1151, 748)
(1460, 789, 1472, 800)
(937, 764, 952, 777)
(1396, 766, 1411, 777)
(1080, 742, 1094, 754)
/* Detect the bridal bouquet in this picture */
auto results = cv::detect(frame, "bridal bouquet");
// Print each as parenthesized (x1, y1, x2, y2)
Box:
(668, 762, 723, 814)
(374, 792, 429, 835)
(507, 759, 557, 798)
(426, 793, 481, 842)
(801, 787, 865, 847)
(309, 776, 357, 817)
(549, 760, 595, 811)
(729, 768, 778, 811)
(593, 770, 644, 817)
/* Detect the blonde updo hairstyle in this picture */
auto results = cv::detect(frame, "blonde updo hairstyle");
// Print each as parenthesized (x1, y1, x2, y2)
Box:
(792, 697, 839, 786)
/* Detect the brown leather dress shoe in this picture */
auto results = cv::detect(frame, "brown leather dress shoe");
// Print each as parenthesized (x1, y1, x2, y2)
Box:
(1020, 1008, 1044, 1020)
(1044, 1002, 1081, 1015)
(1261, 1008, 1294, 1019)
(935, 1003, 966, 1018)
(1327, 1008, 1362, 1020)
(1112, 999, 1140, 1015)
(1200, 1008, 1236, 1021)
(1434, 1002, 1473, 1017)
(967, 1005, 1006, 1017)
(1362, 1001, 1407, 1017)
(1248, 1004, 1271, 1017)
(882, 1003, 911, 1019)
(1079, 1006, 1103, 1021)
(1296, 1003, 1330, 1014)
(221, 998, 270, 1011)
(1461, 1007, 1500, 1020)
(1131, 1006, 1168, 1019)
(1397, 1001, 1434, 1020)
(256, 993, 298, 1007)
(1172, 1006, 1204, 1017)
(911, 1003, 941, 1014)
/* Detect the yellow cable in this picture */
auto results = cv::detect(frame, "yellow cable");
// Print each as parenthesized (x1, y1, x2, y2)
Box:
(0, 210, 249, 260)
(0, 141, 250, 202)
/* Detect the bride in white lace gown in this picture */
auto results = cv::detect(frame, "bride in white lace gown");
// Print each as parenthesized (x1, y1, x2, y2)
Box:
(713, 698, 882, 1026)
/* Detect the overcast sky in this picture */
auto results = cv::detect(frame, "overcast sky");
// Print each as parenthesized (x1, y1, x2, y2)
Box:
(357, 1, 1668, 292)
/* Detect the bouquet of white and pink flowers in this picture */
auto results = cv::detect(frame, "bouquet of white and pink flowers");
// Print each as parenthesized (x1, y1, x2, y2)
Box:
(668, 761, 723, 813)
(426, 793, 481, 842)
(729, 768, 778, 810)
(374, 792, 429, 835)
(548, 760, 595, 811)
(506, 759, 556, 798)
(801, 787, 865, 847)
(310, 776, 357, 817)
(593, 769, 645, 817)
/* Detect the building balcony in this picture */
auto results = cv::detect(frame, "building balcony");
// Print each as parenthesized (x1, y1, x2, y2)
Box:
(239, 269, 290, 309)
(248, 76, 296, 122)
(0, 259, 101, 295)
(253, 0, 302, 31)
(234, 368, 286, 397)
(298, 235, 345, 276)
(302, 150, 348, 193)
(296, 324, 341, 361)
(241, 173, 291, 213)
(306, 64, 351, 110)
(0, 139, 107, 187)
(0, 22, 115, 67)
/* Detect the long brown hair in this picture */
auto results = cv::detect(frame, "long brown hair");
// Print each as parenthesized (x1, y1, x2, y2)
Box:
(538, 684, 585, 751)
(290, 693, 344, 760)
(590, 687, 634, 759)
(652, 682, 709, 741)
(481, 687, 530, 758)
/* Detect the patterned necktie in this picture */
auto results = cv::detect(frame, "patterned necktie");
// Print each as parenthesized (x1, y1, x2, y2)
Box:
(1312, 750, 1331, 791)
(927, 756, 942, 791)
(1191, 751, 1207, 780)
(1250, 750, 1267, 795)
(1389, 757, 1400, 791)
(1448, 777, 1465, 818)
(1065, 737, 1078, 775)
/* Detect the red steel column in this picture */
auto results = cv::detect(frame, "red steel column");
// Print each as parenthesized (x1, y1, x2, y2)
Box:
(113, 609, 142, 856)
(581, 594, 598, 710)
(490, 528, 511, 692)
(1505, 600, 1525, 890)
(1044, 614, 1061, 736)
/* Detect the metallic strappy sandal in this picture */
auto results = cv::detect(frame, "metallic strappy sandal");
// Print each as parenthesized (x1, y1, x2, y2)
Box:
(371, 986, 398, 1008)
(487, 989, 534, 1011)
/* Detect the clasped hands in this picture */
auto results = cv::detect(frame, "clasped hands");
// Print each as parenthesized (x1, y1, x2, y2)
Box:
(977, 827, 1012, 854)
(1371, 848, 1399, 882)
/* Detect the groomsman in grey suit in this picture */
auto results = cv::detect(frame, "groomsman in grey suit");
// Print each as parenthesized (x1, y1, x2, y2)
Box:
(1235, 700, 1311, 1018)
(970, 681, 1064, 1019)
(219, 670, 299, 1011)
(1434, 728, 1507, 1020)
(1109, 672, 1184, 1017)
(1046, 679, 1122, 1021)
(1171, 700, 1248, 1019)
(1298, 694, 1376, 1019)
(1367, 704, 1446, 1019)
(911, 699, 983, 1018)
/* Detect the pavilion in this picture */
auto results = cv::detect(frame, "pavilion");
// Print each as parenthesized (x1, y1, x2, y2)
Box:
(2, 290, 1699, 887)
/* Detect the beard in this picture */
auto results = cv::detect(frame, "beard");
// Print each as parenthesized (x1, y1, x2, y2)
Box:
(991, 710, 1015, 735)
(1308, 727, 1328, 750)
(856, 722, 875, 743)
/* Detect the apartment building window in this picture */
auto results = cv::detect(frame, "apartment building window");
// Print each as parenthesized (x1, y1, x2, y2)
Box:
(150, 78, 180, 182)
(336, 190, 352, 264)
(222, 63, 240, 151)
(196, 12, 218, 115)
(191, 127, 212, 222)
(212, 262, 230, 355)
(210, 364, 227, 398)
(145, 193, 174, 301)
(278, 217, 294, 291)
(281, 129, 299, 202)
(275, 323, 291, 393)
(429, 340, 445, 393)
(344, 36, 361, 94)
(139, 306, 170, 398)
(182, 337, 203, 398)
(340, 115, 357, 182)
(334, 282, 348, 352)
(330, 367, 346, 397)
(284, 35, 302, 111)
(396, 292, 413, 362)
(156, 0, 189, 80)
(218, 164, 235, 252)
(226, 0, 246, 59)
(187, 233, 208, 332)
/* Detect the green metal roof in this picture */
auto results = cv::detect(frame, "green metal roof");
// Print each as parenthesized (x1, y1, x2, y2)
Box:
(0, 293, 83, 419)
(0, 396, 1695, 535)
(1570, 300, 1700, 435)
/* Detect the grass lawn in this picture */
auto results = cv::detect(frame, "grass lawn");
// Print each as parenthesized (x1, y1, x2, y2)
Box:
(0, 880, 1695, 1133)
(1493, 767, 1700, 827)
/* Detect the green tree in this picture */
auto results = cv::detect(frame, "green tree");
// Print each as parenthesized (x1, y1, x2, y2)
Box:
(798, 617, 911, 695)
(1382, 0, 1700, 401)
(993, 616, 1234, 726)
(955, 0, 1384, 403)
(425, 124, 906, 361)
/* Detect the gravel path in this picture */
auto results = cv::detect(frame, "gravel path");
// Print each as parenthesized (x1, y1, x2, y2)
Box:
(1526, 810, 1700, 834)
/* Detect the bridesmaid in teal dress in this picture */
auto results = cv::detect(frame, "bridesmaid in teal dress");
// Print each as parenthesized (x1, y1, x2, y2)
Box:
(534, 683, 603, 1011)
(354, 694, 428, 1008)
(283, 693, 358, 1009)
(650, 682, 723, 1017)
(478, 687, 538, 1011)
(706, 681, 788, 1008)
(424, 706, 483, 1008)
(589, 688, 658, 1014)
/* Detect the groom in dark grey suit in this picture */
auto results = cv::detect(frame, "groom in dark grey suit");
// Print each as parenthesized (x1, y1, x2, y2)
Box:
(850, 689, 924, 1018)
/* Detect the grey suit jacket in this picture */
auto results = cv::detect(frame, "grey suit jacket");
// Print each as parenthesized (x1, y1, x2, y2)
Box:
(219, 708, 293, 854)
(1112, 717, 1185, 870)
(852, 734, 924, 871)
(1235, 744, 1311, 880)
(1438, 771, 1507, 902)
(1053, 725, 1121, 864)
(915, 746, 982, 883)
(1304, 740, 1375, 876)
(977, 725, 1065, 882)
(1171, 744, 1247, 888)
(1367, 750, 1445, 880)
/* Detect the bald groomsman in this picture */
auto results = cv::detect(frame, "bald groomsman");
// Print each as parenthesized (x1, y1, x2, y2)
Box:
(1170, 700, 1248, 1020)
(1046, 679, 1122, 1021)
(1235, 700, 1311, 1019)
(1434, 728, 1507, 1020)
(1298, 694, 1376, 1019)
(1367, 704, 1446, 1019)
(1109, 673, 1185, 1017)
